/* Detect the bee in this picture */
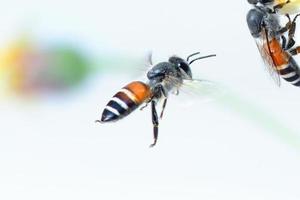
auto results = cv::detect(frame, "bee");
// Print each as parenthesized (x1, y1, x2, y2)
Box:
(96, 52, 216, 147)
(247, 0, 300, 87)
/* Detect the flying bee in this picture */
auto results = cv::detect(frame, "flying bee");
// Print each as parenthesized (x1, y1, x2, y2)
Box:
(96, 52, 216, 147)
(247, 0, 300, 87)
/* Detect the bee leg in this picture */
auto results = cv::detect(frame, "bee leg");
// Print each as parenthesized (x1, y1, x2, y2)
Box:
(281, 36, 287, 50)
(278, 14, 292, 34)
(140, 96, 154, 110)
(160, 98, 168, 119)
(140, 103, 149, 110)
(150, 101, 159, 148)
(289, 46, 300, 56)
(159, 86, 168, 119)
(286, 14, 300, 49)
(140, 100, 151, 110)
(287, 38, 296, 50)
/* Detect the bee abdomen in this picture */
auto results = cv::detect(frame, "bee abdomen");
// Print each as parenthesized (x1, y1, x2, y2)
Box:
(278, 57, 300, 86)
(101, 81, 151, 122)
(268, 39, 300, 87)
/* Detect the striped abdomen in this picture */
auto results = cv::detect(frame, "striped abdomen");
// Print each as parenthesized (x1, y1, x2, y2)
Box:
(101, 81, 152, 122)
(268, 39, 300, 86)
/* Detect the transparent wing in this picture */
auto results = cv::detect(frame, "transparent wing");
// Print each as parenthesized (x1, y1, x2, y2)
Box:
(181, 79, 224, 99)
(255, 27, 281, 86)
(163, 75, 225, 105)
(121, 51, 154, 80)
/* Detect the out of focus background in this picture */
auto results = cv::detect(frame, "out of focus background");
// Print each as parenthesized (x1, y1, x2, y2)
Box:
(1, 1, 300, 200)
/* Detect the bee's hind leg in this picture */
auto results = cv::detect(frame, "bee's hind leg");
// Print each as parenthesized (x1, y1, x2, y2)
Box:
(140, 96, 154, 111)
(289, 46, 300, 56)
(140, 102, 149, 111)
(150, 100, 159, 148)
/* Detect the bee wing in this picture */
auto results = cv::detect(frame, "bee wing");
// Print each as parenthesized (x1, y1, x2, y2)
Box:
(180, 79, 225, 101)
(119, 51, 155, 80)
(255, 28, 281, 86)
(164, 75, 225, 104)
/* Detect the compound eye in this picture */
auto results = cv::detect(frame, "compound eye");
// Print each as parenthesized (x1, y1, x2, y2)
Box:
(248, 0, 258, 4)
(177, 62, 192, 78)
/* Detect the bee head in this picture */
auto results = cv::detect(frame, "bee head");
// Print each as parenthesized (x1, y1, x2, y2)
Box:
(168, 56, 192, 78)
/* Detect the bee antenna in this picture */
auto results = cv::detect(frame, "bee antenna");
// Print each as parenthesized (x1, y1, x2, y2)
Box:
(189, 54, 216, 65)
(186, 52, 200, 62)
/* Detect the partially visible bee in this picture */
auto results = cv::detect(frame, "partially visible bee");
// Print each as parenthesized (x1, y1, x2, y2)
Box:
(247, 0, 300, 87)
(96, 52, 216, 147)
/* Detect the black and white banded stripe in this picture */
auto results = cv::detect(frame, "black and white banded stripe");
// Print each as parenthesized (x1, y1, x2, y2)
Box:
(279, 58, 300, 87)
(101, 88, 138, 122)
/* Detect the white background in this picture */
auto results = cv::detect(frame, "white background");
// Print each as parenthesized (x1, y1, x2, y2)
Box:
(1, 1, 300, 199)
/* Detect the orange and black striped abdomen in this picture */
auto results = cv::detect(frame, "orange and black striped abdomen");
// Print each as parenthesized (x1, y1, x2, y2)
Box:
(268, 39, 300, 86)
(101, 81, 152, 122)
(268, 38, 289, 68)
